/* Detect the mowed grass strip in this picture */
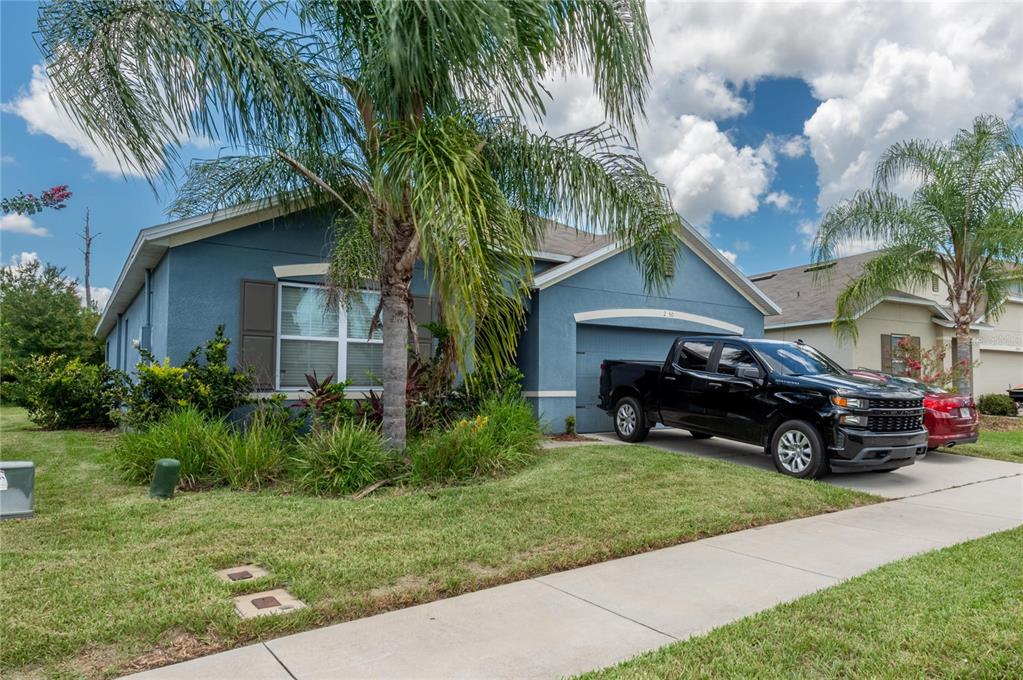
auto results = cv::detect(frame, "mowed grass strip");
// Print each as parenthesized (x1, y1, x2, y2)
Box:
(943, 429, 1023, 464)
(585, 526, 1023, 679)
(0, 407, 874, 678)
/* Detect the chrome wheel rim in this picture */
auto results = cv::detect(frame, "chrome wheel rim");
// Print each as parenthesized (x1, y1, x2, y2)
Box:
(778, 430, 813, 473)
(617, 403, 637, 436)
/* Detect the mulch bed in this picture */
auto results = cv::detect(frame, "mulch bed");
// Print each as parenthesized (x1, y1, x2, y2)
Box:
(548, 433, 598, 442)
(980, 415, 1022, 432)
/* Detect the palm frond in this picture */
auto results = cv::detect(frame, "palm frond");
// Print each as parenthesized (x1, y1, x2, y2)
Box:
(832, 247, 935, 341)
(168, 149, 366, 218)
(482, 116, 680, 290)
(38, 0, 357, 181)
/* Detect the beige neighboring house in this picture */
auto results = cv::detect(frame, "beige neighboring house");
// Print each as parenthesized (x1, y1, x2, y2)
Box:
(751, 252, 1023, 396)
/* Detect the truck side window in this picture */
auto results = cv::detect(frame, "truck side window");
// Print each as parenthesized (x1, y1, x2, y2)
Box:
(717, 345, 757, 376)
(677, 341, 714, 371)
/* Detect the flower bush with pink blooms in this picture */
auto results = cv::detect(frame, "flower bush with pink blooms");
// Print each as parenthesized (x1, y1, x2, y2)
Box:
(893, 337, 976, 392)
(1, 185, 72, 215)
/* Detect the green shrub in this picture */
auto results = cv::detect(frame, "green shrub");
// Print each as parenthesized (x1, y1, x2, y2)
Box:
(978, 393, 1018, 416)
(293, 372, 356, 425)
(109, 408, 230, 488)
(565, 415, 576, 436)
(290, 421, 396, 495)
(410, 394, 541, 483)
(121, 326, 252, 428)
(212, 408, 293, 490)
(18, 354, 126, 429)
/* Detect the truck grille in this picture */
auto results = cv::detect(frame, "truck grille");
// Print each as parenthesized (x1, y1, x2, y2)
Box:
(870, 397, 923, 410)
(868, 414, 924, 432)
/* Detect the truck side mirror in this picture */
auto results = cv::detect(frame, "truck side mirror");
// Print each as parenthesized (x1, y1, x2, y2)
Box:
(737, 365, 763, 381)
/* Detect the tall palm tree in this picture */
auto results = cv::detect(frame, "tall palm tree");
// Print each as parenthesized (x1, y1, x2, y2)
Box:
(815, 115, 1023, 395)
(38, 0, 681, 449)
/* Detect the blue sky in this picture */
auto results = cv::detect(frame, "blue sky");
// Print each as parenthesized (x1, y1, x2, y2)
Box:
(2, 1, 1021, 308)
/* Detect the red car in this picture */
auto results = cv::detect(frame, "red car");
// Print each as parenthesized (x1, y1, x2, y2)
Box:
(847, 370, 979, 450)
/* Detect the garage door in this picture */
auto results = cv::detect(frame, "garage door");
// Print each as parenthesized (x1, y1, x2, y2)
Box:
(975, 350, 1023, 395)
(574, 325, 690, 433)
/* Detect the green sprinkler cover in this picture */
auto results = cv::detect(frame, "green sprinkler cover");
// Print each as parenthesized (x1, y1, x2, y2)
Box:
(149, 458, 180, 499)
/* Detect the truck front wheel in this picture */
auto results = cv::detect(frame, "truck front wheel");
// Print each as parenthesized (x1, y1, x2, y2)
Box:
(770, 420, 828, 479)
(613, 397, 649, 443)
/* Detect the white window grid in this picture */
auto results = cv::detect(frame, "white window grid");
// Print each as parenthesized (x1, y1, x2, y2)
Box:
(275, 281, 383, 391)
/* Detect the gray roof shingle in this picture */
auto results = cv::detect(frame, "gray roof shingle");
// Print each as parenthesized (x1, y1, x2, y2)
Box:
(537, 222, 613, 258)
(750, 251, 885, 327)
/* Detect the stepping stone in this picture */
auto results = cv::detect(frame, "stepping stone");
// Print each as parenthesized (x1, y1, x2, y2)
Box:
(234, 589, 306, 619)
(214, 564, 269, 583)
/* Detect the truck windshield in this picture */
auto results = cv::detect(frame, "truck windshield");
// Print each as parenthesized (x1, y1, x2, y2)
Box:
(754, 343, 847, 377)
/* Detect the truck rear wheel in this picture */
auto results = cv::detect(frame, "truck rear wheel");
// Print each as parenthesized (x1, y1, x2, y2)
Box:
(613, 397, 649, 443)
(770, 420, 828, 479)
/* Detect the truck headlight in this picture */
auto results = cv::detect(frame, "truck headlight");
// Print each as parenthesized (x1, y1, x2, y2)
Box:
(832, 395, 867, 409)
(839, 414, 868, 427)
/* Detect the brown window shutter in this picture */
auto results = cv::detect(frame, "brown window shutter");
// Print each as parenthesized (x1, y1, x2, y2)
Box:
(240, 280, 277, 390)
(880, 334, 892, 373)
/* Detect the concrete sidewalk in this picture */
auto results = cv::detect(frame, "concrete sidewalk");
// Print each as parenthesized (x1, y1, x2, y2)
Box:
(128, 470, 1022, 680)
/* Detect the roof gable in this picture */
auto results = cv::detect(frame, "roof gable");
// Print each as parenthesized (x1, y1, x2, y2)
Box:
(533, 221, 782, 316)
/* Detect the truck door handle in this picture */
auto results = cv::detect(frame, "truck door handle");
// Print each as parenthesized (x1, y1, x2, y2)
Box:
(707, 382, 723, 390)
(664, 376, 676, 381)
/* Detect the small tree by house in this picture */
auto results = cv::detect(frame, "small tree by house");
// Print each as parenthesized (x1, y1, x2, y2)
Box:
(0, 258, 102, 365)
(892, 337, 975, 393)
(815, 115, 1023, 395)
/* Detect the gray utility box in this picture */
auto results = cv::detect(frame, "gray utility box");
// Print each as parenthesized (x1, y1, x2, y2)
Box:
(0, 461, 35, 519)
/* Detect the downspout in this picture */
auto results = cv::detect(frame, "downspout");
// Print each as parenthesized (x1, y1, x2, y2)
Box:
(145, 269, 152, 326)
(115, 313, 124, 370)
(141, 269, 153, 353)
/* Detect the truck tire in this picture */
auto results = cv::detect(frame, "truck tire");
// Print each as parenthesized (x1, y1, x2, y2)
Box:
(770, 420, 828, 479)
(613, 396, 649, 443)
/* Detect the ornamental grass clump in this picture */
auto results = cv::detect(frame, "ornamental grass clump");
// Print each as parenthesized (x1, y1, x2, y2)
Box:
(410, 394, 541, 483)
(211, 408, 295, 490)
(290, 421, 397, 496)
(109, 407, 230, 488)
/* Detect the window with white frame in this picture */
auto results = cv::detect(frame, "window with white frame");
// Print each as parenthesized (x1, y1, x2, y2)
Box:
(277, 282, 383, 390)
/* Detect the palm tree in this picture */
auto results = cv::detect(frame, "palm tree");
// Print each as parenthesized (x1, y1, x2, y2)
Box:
(815, 115, 1023, 395)
(39, 0, 681, 449)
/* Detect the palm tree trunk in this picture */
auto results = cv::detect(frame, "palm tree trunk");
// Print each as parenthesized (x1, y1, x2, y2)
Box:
(381, 280, 410, 450)
(954, 324, 973, 396)
(379, 219, 418, 451)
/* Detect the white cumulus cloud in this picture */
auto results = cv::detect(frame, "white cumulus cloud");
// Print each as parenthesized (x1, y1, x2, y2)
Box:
(2, 65, 144, 177)
(3, 64, 212, 178)
(649, 115, 774, 227)
(0, 213, 50, 237)
(764, 191, 797, 212)
(1, 251, 40, 272)
(534, 1, 1023, 222)
(717, 249, 738, 265)
(78, 284, 112, 311)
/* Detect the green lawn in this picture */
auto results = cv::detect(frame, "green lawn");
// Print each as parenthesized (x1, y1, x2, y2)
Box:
(586, 526, 1023, 679)
(940, 429, 1023, 464)
(0, 407, 874, 679)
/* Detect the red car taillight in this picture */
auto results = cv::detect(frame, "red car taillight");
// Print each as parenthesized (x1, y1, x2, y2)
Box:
(923, 394, 970, 412)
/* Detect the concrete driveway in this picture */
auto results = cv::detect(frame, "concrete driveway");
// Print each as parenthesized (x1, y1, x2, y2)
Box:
(590, 428, 1023, 498)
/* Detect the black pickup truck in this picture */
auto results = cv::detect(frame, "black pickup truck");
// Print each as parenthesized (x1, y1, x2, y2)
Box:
(599, 336, 929, 478)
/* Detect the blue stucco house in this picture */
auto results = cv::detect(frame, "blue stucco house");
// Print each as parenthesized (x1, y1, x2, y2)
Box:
(97, 201, 780, 433)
